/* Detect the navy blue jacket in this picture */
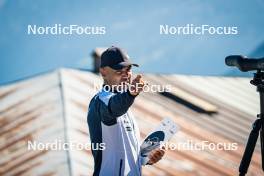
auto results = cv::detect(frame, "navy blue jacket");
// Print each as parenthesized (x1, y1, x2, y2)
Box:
(87, 87, 142, 176)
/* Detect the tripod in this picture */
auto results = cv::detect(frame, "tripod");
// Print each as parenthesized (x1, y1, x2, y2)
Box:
(239, 70, 264, 176)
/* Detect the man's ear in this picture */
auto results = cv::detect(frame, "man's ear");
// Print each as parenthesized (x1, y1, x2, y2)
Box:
(99, 68, 107, 77)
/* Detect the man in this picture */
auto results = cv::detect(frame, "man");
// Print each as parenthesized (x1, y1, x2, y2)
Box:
(87, 46, 165, 176)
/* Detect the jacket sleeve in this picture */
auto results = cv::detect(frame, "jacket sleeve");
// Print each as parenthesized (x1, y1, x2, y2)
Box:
(98, 91, 136, 125)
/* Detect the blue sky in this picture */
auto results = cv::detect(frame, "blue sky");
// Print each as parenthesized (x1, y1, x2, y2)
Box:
(1, 0, 264, 84)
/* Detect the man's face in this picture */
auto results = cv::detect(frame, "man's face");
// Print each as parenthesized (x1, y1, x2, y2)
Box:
(100, 66, 132, 86)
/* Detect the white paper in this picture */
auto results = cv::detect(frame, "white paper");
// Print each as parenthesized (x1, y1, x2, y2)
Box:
(140, 117, 179, 165)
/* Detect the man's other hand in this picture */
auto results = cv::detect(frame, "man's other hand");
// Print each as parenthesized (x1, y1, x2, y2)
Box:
(147, 148, 165, 165)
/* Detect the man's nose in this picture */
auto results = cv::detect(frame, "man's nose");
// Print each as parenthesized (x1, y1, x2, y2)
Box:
(122, 71, 129, 77)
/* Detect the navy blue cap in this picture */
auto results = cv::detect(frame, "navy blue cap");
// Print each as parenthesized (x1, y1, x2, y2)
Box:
(100, 46, 139, 70)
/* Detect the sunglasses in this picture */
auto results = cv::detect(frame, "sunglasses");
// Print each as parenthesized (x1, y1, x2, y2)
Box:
(114, 66, 132, 75)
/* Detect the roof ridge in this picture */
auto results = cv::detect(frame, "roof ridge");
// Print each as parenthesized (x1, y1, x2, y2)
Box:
(57, 69, 73, 176)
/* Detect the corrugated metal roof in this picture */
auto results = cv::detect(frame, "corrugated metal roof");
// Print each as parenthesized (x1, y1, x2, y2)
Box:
(0, 68, 262, 176)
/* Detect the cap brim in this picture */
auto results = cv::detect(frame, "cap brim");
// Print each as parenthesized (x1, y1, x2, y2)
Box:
(111, 61, 139, 70)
